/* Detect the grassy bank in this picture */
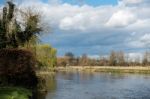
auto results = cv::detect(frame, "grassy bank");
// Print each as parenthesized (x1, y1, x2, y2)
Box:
(55, 66, 150, 74)
(0, 87, 32, 99)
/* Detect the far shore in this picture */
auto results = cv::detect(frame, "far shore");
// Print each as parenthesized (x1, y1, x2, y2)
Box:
(56, 66, 150, 73)
(37, 66, 150, 74)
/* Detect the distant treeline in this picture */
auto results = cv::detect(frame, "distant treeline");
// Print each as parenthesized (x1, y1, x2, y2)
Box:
(57, 51, 150, 66)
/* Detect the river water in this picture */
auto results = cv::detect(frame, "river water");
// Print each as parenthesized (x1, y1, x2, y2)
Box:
(42, 71, 150, 99)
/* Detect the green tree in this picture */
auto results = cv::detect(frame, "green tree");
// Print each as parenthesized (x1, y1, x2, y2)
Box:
(0, 1, 42, 49)
(50, 48, 57, 67)
(36, 44, 57, 68)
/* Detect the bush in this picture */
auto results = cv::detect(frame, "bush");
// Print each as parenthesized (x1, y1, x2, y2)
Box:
(0, 49, 38, 89)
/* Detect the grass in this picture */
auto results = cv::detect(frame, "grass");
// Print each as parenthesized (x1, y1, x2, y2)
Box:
(55, 66, 150, 74)
(94, 68, 150, 74)
(0, 87, 32, 99)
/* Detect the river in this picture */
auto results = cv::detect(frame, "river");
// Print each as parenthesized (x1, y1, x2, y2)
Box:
(41, 71, 150, 99)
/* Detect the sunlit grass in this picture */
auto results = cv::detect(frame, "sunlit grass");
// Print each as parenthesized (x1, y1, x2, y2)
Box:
(56, 66, 150, 74)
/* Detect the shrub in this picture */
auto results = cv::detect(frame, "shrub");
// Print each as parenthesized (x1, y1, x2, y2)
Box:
(0, 49, 38, 89)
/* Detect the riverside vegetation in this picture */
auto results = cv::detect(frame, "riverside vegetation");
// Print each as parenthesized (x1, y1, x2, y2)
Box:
(56, 51, 150, 74)
(57, 51, 150, 67)
(1, 1, 150, 99)
(0, 1, 57, 99)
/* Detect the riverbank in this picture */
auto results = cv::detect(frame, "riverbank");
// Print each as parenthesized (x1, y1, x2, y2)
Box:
(0, 87, 31, 99)
(53, 66, 150, 74)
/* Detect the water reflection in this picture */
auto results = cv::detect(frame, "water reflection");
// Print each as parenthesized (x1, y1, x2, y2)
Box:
(37, 74, 57, 99)
(57, 71, 94, 84)
(39, 72, 150, 99)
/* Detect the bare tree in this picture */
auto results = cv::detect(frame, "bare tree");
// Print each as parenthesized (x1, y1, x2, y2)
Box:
(142, 51, 150, 66)
(116, 51, 125, 66)
(79, 53, 88, 66)
(65, 52, 75, 66)
(109, 50, 117, 66)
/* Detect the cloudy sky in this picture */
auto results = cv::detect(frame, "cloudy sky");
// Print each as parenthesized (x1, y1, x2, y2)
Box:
(1, 0, 150, 58)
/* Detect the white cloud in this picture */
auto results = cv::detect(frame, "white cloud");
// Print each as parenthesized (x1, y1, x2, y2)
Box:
(120, 0, 143, 4)
(88, 55, 100, 59)
(17, 0, 149, 31)
(17, 1, 116, 31)
(48, 0, 62, 5)
(128, 19, 150, 30)
(127, 52, 143, 62)
(59, 14, 88, 31)
(128, 33, 150, 48)
(10, 0, 150, 56)
(140, 34, 150, 47)
(57, 5, 115, 31)
(106, 10, 137, 28)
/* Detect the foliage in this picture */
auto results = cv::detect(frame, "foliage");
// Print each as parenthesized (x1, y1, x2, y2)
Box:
(0, 49, 38, 88)
(57, 50, 150, 66)
(36, 44, 57, 68)
(0, 1, 42, 49)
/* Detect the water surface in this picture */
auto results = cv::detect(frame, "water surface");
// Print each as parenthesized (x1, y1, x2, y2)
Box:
(44, 71, 150, 99)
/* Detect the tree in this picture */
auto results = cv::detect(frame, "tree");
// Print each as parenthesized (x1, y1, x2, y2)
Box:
(50, 48, 57, 67)
(36, 44, 57, 68)
(134, 56, 141, 66)
(109, 50, 117, 66)
(65, 52, 74, 66)
(79, 53, 88, 66)
(116, 51, 125, 66)
(57, 57, 67, 67)
(142, 51, 150, 66)
(0, 1, 42, 49)
(99, 57, 109, 66)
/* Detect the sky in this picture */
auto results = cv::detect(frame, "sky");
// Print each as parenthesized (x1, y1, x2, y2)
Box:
(0, 0, 150, 59)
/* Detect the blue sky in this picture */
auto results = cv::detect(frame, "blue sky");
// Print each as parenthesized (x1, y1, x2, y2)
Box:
(62, 0, 118, 6)
(40, 0, 118, 6)
(1, 0, 150, 58)
(0, 0, 4, 4)
(0, 0, 117, 5)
